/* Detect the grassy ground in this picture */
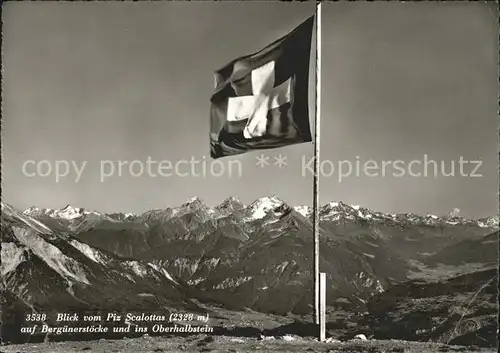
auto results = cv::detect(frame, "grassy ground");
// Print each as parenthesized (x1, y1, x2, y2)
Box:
(1, 335, 496, 353)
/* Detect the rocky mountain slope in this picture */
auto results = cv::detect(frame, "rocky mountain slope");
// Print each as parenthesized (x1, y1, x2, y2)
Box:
(0, 203, 200, 344)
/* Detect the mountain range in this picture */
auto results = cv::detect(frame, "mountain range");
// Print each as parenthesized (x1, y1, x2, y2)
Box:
(1, 196, 498, 347)
(22, 196, 499, 229)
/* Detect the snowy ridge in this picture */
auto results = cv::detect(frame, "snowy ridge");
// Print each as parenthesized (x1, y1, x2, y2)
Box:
(292, 200, 499, 228)
(22, 204, 133, 234)
(293, 206, 311, 218)
(16, 198, 500, 230)
(171, 196, 214, 220)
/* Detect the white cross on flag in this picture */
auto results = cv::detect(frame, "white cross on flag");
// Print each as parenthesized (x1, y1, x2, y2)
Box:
(210, 16, 314, 159)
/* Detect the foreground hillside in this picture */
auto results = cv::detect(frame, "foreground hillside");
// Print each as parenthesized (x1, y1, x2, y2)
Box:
(359, 268, 498, 347)
(1, 334, 497, 353)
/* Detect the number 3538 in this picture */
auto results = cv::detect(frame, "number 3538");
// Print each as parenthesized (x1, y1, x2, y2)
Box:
(25, 313, 46, 321)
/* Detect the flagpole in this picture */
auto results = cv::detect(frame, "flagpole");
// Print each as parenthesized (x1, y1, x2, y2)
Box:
(313, 0, 322, 326)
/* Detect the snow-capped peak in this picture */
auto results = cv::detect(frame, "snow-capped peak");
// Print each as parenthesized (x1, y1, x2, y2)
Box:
(319, 201, 382, 222)
(23, 204, 102, 221)
(23, 206, 40, 214)
(52, 205, 86, 220)
(184, 196, 202, 204)
(293, 205, 311, 218)
(246, 196, 285, 220)
(180, 196, 204, 211)
(320, 201, 350, 215)
(213, 196, 245, 218)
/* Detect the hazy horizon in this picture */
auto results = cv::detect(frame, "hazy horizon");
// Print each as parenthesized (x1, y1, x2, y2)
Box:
(2, 2, 498, 218)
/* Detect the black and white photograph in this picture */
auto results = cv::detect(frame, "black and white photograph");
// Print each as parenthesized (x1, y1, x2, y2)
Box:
(1, 2, 498, 352)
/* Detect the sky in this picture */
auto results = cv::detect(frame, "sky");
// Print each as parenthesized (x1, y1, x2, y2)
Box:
(2, 1, 498, 218)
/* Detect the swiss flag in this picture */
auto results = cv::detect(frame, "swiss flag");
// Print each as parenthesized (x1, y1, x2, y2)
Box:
(210, 16, 314, 159)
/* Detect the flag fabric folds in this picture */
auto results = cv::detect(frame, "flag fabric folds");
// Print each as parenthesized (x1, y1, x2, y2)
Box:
(210, 16, 314, 159)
